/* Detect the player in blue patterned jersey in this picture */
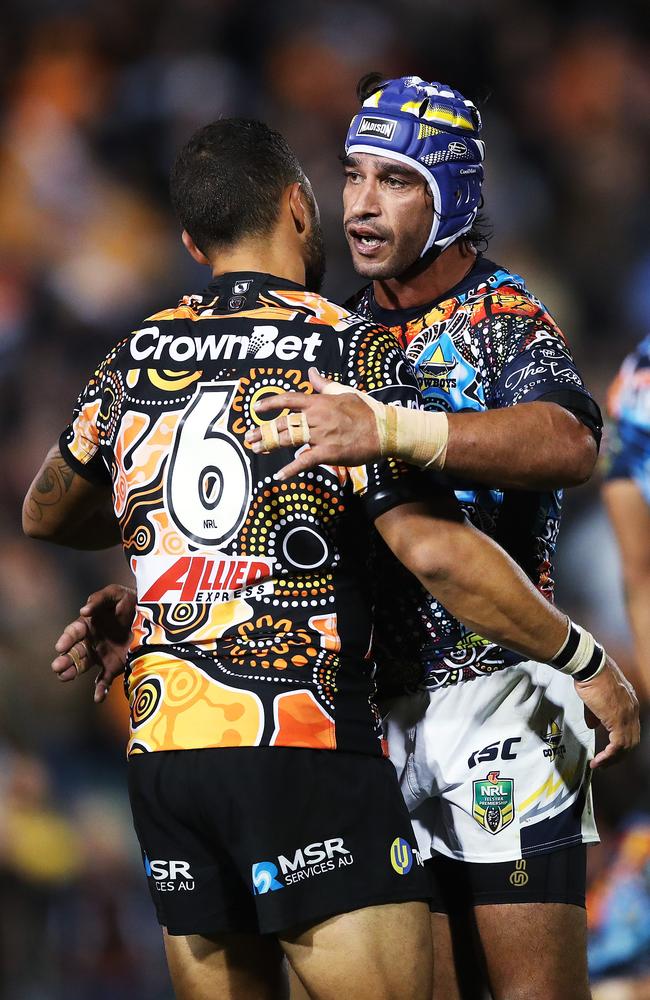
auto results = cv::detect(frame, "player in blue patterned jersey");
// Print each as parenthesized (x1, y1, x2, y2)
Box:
(602, 333, 650, 698)
(247, 76, 630, 1000)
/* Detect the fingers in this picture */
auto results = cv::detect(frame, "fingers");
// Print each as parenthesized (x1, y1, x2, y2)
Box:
(93, 667, 114, 703)
(51, 637, 94, 682)
(54, 619, 90, 654)
(80, 585, 125, 616)
(591, 740, 624, 770)
(249, 413, 312, 455)
(253, 392, 312, 416)
(309, 368, 352, 397)
(115, 589, 137, 627)
(308, 367, 335, 394)
(272, 447, 329, 482)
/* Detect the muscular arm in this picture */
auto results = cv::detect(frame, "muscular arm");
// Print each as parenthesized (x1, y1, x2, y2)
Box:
(444, 401, 597, 489)
(602, 478, 650, 699)
(22, 445, 120, 549)
(375, 498, 568, 661)
(246, 372, 598, 489)
(375, 496, 639, 767)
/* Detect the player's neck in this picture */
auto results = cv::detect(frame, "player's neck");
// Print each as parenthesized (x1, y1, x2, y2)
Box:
(208, 238, 306, 288)
(372, 243, 477, 311)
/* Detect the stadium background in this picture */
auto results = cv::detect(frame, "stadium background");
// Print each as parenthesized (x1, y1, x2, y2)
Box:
(1, 0, 649, 996)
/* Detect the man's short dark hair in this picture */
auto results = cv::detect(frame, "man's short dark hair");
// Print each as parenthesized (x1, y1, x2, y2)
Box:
(170, 118, 306, 255)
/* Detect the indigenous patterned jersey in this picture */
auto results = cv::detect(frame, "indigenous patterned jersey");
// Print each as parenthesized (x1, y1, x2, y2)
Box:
(60, 272, 422, 755)
(347, 257, 602, 691)
(602, 333, 650, 504)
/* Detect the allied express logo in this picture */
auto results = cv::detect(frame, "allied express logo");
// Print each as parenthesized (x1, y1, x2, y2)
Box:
(472, 770, 515, 835)
(139, 554, 273, 603)
(356, 116, 397, 141)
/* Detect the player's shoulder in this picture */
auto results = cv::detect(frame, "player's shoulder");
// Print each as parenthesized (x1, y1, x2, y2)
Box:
(469, 265, 548, 319)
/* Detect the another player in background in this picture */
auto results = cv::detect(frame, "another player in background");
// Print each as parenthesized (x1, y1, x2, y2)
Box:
(602, 334, 650, 698)
(24, 117, 638, 1000)
(249, 75, 620, 1000)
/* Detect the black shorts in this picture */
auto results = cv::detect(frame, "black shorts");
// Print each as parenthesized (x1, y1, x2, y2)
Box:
(128, 747, 430, 936)
(428, 843, 586, 913)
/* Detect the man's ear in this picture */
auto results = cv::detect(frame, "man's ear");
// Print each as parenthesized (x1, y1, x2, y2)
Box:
(288, 182, 308, 235)
(182, 229, 210, 266)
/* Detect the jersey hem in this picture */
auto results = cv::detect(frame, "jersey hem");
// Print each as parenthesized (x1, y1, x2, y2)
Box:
(428, 833, 599, 865)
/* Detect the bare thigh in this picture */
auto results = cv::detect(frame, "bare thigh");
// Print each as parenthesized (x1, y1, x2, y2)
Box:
(474, 902, 590, 1000)
(281, 901, 433, 1000)
(163, 928, 288, 1000)
(431, 912, 490, 1000)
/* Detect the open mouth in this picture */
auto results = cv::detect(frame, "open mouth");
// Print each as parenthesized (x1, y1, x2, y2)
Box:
(346, 225, 388, 257)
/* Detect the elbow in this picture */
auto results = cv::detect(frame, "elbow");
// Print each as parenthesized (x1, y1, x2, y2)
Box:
(563, 433, 598, 488)
(400, 532, 456, 586)
(22, 497, 52, 540)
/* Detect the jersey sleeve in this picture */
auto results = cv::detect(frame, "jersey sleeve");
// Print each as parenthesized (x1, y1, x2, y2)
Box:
(337, 321, 431, 520)
(59, 354, 113, 486)
(494, 316, 602, 443)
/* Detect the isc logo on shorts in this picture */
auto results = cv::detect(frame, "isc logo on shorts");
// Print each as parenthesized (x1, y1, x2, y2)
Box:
(389, 837, 423, 875)
(251, 838, 353, 894)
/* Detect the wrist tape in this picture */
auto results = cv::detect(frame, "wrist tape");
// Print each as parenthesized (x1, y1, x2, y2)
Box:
(552, 620, 607, 682)
(322, 381, 449, 470)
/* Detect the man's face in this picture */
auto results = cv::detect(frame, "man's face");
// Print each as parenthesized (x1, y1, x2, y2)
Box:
(342, 152, 434, 279)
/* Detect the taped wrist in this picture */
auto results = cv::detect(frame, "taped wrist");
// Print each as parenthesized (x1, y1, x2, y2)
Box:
(321, 381, 448, 469)
(384, 405, 449, 470)
(552, 620, 607, 682)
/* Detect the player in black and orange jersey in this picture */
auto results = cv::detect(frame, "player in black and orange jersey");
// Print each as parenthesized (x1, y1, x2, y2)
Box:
(24, 119, 635, 1000)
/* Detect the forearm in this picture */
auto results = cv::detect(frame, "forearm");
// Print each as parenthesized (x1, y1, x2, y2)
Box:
(443, 402, 596, 489)
(416, 519, 568, 662)
(376, 503, 568, 664)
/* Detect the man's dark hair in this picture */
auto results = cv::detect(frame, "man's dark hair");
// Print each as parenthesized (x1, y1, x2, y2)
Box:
(357, 72, 386, 103)
(170, 118, 306, 255)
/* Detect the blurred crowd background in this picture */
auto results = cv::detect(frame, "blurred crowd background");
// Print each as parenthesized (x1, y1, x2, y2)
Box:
(1, 0, 650, 996)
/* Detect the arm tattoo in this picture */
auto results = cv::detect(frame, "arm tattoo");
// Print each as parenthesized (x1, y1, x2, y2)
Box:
(26, 449, 76, 522)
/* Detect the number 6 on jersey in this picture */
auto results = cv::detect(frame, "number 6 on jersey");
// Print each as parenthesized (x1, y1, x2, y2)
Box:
(167, 382, 251, 546)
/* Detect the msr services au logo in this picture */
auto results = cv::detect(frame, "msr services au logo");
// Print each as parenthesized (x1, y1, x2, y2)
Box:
(252, 838, 353, 895)
(144, 855, 195, 892)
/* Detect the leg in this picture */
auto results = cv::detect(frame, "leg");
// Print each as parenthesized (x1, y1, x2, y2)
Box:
(289, 963, 311, 1000)
(431, 911, 490, 1000)
(163, 928, 288, 1000)
(431, 913, 461, 1000)
(281, 901, 433, 1000)
(474, 902, 590, 1000)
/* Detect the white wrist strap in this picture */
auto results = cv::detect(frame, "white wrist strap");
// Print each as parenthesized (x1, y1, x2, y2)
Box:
(552, 620, 607, 682)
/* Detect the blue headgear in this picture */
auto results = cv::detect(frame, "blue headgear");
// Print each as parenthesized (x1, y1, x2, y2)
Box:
(345, 76, 485, 259)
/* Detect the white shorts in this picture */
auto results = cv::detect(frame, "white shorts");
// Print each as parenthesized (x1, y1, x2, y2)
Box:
(384, 660, 598, 863)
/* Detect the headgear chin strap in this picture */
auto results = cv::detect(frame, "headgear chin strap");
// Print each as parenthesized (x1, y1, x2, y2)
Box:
(345, 76, 485, 259)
